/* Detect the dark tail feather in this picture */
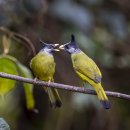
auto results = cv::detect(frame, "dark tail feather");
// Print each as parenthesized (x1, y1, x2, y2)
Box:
(46, 88, 62, 108)
(94, 83, 111, 109)
(100, 100, 111, 109)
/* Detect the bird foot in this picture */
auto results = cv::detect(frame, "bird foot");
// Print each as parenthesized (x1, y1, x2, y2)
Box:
(34, 77, 38, 82)
(48, 80, 51, 86)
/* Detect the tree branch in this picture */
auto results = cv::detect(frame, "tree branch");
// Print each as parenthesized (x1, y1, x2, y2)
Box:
(0, 26, 36, 56)
(0, 72, 130, 100)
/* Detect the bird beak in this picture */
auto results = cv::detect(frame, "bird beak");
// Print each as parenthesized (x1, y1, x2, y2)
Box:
(59, 45, 65, 50)
(53, 49, 60, 51)
(54, 44, 59, 47)
(53, 44, 60, 51)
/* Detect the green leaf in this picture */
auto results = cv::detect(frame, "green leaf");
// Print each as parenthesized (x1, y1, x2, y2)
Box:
(0, 56, 18, 96)
(17, 62, 35, 110)
(0, 55, 35, 110)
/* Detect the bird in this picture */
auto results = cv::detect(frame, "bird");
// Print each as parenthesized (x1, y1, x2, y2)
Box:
(30, 40, 62, 108)
(59, 34, 110, 109)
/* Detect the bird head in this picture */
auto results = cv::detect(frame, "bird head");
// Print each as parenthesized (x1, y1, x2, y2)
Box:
(59, 34, 79, 54)
(40, 40, 59, 53)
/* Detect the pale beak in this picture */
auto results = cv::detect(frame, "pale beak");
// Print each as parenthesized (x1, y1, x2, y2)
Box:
(54, 44, 59, 47)
(53, 49, 60, 51)
(59, 45, 65, 50)
(53, 44, 60, 51)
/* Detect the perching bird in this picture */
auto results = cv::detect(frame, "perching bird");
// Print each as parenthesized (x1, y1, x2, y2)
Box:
(30, 40, 62, 108)
(59, 35, 110, 109)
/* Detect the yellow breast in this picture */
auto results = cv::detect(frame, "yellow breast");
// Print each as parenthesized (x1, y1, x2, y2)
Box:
(30, 52, 55, 81)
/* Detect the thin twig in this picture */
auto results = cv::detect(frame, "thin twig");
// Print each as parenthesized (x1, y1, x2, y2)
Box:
(0, 26, 36, 56)
(0, 72, 130, 100)
(12, 33, 36, 56)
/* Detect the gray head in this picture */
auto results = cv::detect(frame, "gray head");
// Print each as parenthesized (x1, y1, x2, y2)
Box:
(40, 40, 59, 54)
(59, 34, 80, 54)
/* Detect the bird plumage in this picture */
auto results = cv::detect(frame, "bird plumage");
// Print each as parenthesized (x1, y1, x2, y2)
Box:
(71, 51, 110, 109)
(60, 34, 110, 109)
(30, 41, 62, 108)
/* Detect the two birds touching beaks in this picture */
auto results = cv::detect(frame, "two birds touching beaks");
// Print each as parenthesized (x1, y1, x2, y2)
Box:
(30, 34, 111, 110)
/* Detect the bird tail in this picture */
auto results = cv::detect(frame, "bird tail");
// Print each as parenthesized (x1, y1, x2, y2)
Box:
(93, 83, 110, 109)
(46, 87, 62, 108)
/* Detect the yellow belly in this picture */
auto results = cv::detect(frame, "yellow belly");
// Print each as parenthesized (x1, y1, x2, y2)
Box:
(30, 52, 55, 81)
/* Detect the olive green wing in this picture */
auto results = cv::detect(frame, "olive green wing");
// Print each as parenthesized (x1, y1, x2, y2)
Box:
(72, 52, 102, 83)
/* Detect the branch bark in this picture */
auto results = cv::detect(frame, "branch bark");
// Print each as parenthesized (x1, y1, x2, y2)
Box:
(0, 72, 130, 100)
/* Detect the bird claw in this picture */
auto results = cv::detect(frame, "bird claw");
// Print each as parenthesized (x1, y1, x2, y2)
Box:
(34, 77, 38, 81)
(48, 80, 51, 86)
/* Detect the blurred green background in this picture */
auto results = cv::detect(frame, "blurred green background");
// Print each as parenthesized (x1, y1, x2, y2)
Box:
(0, 0, 130, 130)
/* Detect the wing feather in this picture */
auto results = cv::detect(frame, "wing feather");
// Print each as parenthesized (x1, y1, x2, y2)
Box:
(72, 51, 102, 83)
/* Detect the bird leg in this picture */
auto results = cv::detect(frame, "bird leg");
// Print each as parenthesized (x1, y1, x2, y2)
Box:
(44, 79, 52, 93)
(82, 82, 86, 87)
(48, 79, 51, 86)
(34, 77, 38, 81)
(44, 80, 52, 95)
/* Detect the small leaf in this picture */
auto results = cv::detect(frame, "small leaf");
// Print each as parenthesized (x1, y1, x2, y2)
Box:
(0, 56, 18, 96)
(2, 35, 10, 55)
(17, 62, 35, 110)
